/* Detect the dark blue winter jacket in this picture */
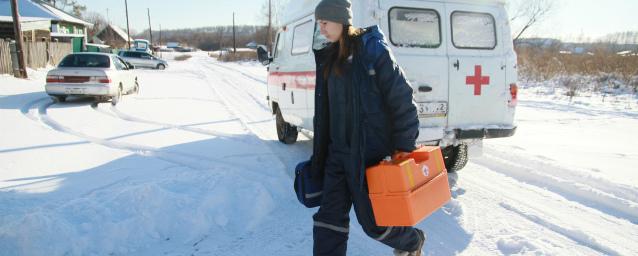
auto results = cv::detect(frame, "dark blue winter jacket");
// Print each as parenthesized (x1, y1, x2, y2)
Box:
(310, 25, 419, 185)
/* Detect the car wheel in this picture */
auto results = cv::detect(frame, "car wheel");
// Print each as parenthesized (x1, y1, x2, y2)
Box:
(442, 144, 468, 173)
(112, 85, 123, 106)
(133, 80, 140, 94)
(276, 107, 298, 144)
(157, 64, 166, 70)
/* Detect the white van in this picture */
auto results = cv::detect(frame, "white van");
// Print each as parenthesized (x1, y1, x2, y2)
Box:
(257, 0, 518, 171)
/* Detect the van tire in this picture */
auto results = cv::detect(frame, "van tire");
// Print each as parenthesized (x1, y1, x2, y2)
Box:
(443, 144, 468, 173)
(276, 108, 298, 144)
(157, 64, 166, 70)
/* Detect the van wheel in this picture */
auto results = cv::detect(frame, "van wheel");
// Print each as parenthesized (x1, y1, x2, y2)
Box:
(157, 64, 166, 70)
(276, 108, 298, 144)
(443, 144, 468, 173)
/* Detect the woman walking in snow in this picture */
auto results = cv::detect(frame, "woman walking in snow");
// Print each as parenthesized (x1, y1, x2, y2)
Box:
(309, 0, 425, 255)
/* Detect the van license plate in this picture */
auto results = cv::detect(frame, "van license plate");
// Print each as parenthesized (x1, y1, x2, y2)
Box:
(417, 102, 447, 118)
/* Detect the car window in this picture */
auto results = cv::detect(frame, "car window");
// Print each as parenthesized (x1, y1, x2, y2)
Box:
(389, 7, 441, 48)
(291, 19, 313, 55)
(116, 57, 129, 69)
(123, 52, 140, 58)
(451, 11, 497, 49)
(58, 54, 111, 68)
(112, 56, 125, 70)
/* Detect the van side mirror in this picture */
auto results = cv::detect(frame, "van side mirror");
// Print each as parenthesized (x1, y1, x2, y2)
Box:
(257, 45, 272, 66)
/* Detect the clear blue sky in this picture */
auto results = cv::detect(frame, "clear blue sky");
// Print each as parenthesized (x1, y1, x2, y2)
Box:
(75, 0, 638, 41)
(75, 0, 267, 32)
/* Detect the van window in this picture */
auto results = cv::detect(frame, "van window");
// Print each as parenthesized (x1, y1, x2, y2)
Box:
(312, 22, 330, 50)
(451, 11, 497, 49)
(291, 20, 313, 55)
(274, 33, 283, 59)
(388, 7, 441, 48)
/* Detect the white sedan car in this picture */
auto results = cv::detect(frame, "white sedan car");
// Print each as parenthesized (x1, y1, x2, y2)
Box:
(45, 53, 139, 105)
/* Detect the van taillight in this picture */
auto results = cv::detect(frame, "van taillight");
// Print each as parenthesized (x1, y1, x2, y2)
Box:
(46, 75, 62, 83)
(509, 83, 518, 107)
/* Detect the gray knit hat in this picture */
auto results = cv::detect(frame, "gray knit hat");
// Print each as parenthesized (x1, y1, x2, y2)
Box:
(315, 0, 353, 25)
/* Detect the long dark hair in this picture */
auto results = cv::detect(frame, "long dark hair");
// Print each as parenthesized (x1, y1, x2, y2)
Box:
(323, 25, 364, 79)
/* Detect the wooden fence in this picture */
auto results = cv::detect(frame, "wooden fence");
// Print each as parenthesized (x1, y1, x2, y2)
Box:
(0, 39, 73, 75)
(0, 40, 12, 75)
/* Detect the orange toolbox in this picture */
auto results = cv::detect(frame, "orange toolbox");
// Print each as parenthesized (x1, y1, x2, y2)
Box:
(366, 146, 451, 227)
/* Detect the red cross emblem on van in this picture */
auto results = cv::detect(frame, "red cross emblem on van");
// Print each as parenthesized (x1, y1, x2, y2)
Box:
(466, 65, 490, 96)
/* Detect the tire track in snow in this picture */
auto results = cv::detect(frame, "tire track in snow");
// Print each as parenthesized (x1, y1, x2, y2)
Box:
(499, 202, 622, 256)
(208, 60, 268, 84)
(24, 98, 256, 171)
(131, 96, 221, 104)
(20, 97, 52, 123)
(474, 148, 638, 224)
(201, 62, 271, 112)
(200, 58, 314, 178)
(195, 59, 297, 177)
(462, 167, 634, 256)
(90, 102, 258, 145)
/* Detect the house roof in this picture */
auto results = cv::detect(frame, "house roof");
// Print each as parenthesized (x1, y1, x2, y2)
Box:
(96, 24, 130, 41)
(0, 0, 92, 27)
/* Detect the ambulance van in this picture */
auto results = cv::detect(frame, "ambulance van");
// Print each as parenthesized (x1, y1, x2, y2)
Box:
(257, 0, 518, 171)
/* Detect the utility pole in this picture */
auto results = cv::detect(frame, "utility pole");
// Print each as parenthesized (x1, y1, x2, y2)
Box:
(106, 8, 110, 25)
(232, 12, 236, 54)
(10, 0, 27, 78)
(147, 8, 153, 48)
(124, 0, 131, 50)
(158, 24, 162, 58)
(268, 0, 272, 51)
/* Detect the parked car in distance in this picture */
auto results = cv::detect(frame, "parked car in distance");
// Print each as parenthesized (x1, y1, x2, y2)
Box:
(118, 50, 168, 70)
(45, 53, 139, 105)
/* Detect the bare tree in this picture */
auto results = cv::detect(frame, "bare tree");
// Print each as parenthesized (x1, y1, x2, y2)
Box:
(84, 12, 107, 38)
(259, 0, 287, 50)
(509, 0, 554, 41)
(43, 0, 86, 18)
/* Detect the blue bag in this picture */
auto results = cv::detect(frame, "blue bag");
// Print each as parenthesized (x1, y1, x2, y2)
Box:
(294, 160, 323, 208)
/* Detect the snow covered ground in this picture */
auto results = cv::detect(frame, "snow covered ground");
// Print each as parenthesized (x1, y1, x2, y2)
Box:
(0, 51, 636, 255)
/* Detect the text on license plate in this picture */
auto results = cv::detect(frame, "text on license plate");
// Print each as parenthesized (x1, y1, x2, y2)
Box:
(65, 88, 85, 94)
(417, 102, 447, 118)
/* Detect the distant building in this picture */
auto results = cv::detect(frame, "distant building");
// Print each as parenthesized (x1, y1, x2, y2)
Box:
(0, 0, 93, 52)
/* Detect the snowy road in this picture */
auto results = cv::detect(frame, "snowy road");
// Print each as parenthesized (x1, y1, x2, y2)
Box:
(1, 52, 636, 255)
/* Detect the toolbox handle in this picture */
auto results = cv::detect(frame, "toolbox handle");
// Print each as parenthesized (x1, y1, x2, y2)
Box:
(391, 150, 430, 165)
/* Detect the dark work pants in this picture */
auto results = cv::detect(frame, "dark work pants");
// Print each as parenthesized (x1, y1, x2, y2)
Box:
(312, 151, 421, 256)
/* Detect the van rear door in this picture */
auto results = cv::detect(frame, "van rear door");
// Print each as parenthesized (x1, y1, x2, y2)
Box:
(445, 3, 509, 128)
(378, 0, 449, 142)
